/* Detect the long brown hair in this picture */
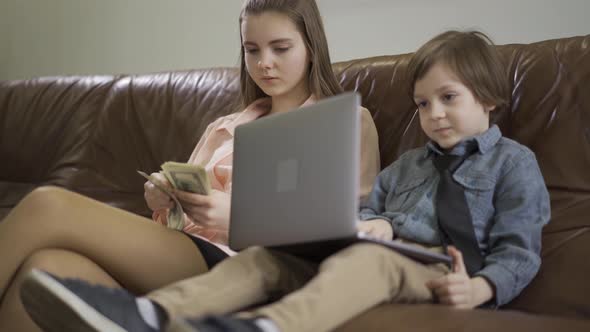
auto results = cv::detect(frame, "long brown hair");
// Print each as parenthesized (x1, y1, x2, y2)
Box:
(407, 30, 509, 111)
(238, 0, 343, 108)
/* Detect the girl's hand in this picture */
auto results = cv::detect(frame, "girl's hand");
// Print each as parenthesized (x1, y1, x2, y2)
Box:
(175, 189, 231, 231)
(144, 172, 174, 211)
(425, 246, 493, 309)
(356, 218, 394, 240)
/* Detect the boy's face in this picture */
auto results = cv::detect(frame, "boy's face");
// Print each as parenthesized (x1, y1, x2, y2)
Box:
(413, 62, 493, 150)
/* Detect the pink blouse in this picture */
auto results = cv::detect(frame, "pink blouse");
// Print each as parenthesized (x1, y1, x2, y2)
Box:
(153, 95, 380, 254)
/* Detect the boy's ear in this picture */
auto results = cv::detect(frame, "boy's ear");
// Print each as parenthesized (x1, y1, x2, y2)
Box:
(484, 104, 496, 113)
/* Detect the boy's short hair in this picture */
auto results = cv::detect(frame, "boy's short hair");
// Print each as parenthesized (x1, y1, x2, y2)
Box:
(407, 30, 510, 111)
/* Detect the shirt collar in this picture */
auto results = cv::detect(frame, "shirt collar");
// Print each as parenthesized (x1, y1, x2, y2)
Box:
(217, 95, 317, 137)
(425, 125, 502, 157)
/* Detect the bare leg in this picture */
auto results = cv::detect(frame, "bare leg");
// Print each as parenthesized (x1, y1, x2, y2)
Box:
(0, 249, 122, 332)
(0, 186, 209, 302)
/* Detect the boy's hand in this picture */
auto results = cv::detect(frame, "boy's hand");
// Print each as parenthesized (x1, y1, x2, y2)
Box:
(425, 246, 493, 309)
(175, 189, 231, 231)
(356, 218, 394, 240)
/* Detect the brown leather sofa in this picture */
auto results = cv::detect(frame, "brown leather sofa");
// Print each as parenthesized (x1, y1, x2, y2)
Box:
(1, 35, 589, 331)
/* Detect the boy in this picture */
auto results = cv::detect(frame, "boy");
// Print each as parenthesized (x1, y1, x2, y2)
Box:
(20, 30, 550, 332)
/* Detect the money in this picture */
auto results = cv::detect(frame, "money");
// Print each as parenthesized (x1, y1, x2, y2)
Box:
(137, 170, 185, 230)
(138, 162, 211, 231)
(160, 161, 211, 195)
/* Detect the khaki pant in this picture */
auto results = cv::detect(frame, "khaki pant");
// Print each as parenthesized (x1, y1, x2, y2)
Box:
(148, 243, 449, 332)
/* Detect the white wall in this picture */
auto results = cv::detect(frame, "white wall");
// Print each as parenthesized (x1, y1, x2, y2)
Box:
(2, 0, 589, 80)
(0, 1, 8, 79)
(2, 0, 242, 80)
(319, 0, 590, 62)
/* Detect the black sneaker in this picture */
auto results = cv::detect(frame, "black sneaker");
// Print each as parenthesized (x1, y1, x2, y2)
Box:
(20, 269, 159, 332)
(168, 316, 263, 332)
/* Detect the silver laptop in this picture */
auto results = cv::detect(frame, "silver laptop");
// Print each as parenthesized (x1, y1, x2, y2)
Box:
(229, 92, 451, 265)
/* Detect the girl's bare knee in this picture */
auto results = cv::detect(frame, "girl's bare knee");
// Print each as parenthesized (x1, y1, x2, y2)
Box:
(12, 186, 76, 224)
(20, 186, 71, 209)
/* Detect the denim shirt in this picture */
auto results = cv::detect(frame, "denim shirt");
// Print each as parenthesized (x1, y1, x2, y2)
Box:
(359, 125, 551, 307)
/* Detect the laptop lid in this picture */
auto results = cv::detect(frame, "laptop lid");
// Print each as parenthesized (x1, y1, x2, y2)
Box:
(229, 92, 361, 251)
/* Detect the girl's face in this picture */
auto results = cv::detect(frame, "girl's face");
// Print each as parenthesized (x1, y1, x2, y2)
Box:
(413, 62, 493, 150)
(241, 11, 311, 100)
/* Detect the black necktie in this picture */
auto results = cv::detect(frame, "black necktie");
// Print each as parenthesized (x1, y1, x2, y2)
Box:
(434, 152, 484, 275)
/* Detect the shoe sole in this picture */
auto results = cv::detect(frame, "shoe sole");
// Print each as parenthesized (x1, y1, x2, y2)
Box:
(21, 269, 127, 332)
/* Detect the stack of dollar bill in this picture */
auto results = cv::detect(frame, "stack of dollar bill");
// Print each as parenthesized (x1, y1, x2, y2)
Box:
(138, 162, 211, 231)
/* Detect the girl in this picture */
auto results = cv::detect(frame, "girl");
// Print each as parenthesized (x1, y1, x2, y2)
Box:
(0, 0, 380, 331)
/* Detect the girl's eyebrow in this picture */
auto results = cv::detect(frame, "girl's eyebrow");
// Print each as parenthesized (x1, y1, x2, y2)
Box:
(243, 38, 293, 47)
(269, 38, 293, 45)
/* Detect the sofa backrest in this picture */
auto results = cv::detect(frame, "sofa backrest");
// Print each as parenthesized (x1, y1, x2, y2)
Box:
(1, 35, 589, 317)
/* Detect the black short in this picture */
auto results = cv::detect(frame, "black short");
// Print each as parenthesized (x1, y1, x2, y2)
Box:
(183, 233, 230, 269)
